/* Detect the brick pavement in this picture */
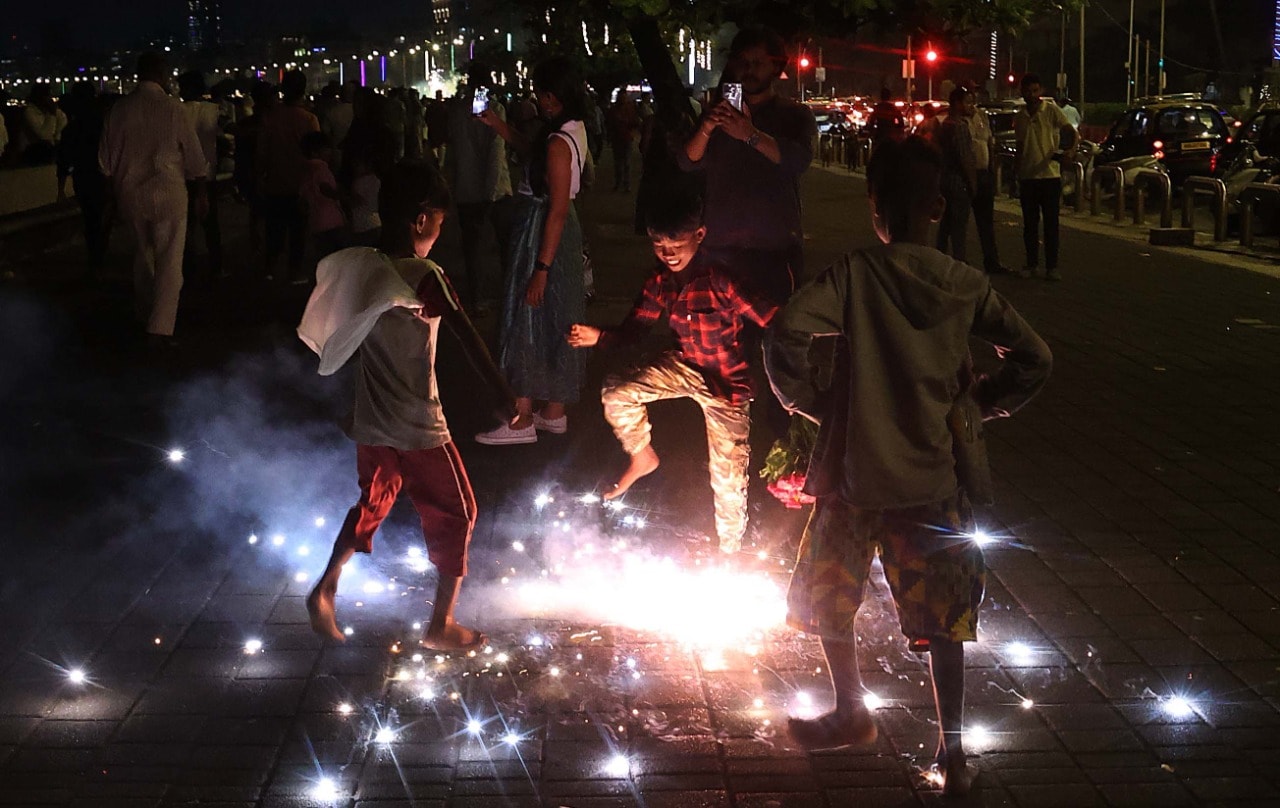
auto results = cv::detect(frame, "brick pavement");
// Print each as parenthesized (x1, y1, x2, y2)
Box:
(1, 155, 1279, 808)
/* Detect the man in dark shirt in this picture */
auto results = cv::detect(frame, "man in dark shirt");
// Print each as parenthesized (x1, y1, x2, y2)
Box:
(680, 26, 817, 304)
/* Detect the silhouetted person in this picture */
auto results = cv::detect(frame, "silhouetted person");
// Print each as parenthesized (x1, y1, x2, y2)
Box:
(99, 52, 207, 344)
(57, 83, 111, 276)
(258, 70, 319, 283)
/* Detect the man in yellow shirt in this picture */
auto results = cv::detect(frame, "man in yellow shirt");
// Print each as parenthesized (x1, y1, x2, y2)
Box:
(1013, 74, 1078, 281)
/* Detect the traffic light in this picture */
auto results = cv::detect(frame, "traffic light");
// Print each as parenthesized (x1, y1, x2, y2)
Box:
(1007, 73, 1017, 85)
(925, 49, 938, 63)
(799, 56, 811, 69)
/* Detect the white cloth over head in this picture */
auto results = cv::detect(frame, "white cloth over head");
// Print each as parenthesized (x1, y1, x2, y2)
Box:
(297, 247, 424, 375)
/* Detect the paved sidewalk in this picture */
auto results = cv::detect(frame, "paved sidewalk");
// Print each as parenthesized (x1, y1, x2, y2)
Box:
(1, 156, 1279, 808)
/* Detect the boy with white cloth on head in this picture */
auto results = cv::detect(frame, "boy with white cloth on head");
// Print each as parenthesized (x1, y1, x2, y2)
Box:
(298, 161, 515, 652)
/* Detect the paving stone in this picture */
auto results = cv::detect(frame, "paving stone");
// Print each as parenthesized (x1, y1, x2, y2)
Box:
(1005, 783, 1106, 807)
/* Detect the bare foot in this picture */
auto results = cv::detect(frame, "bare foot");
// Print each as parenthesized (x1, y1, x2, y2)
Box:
(306, 583, 345, 642)
(943, 758, 973, 797)
(932, 747, 974, 798)
(421, 621, 488, 652)
(604, 446, 659, 500)
(787, 708, 878, 751)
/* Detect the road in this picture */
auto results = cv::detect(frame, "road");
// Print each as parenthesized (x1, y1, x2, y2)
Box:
(1, 151, 1279, 807)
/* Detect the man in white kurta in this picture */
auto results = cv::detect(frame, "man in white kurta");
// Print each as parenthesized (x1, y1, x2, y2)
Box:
(99, 53, 208, 339)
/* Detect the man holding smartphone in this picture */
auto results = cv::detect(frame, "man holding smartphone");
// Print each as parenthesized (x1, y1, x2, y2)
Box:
(680, 26, 818, 305)
(443, 62, 512, 312)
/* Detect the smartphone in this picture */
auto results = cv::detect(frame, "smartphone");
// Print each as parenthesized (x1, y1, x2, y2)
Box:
(724, 83, 743, 112)
(471, 87, 489, 116)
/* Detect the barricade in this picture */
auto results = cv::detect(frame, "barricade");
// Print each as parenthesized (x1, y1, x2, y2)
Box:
(1130, 169, 1173, 228)
(1089, 165, 1125, 222)
(1239, 183, 1280, 248)
(1179, 177, 1228, 242)
(1065, 161, 1086, 213)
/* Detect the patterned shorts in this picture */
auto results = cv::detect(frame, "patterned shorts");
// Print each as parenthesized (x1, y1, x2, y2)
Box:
(786, 492, 985, 645)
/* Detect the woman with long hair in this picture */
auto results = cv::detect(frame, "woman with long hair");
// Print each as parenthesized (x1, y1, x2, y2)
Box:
(475, 56, 589, 445)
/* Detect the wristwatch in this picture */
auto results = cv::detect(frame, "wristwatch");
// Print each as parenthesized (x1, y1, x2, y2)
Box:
(745, 130, 762, 148)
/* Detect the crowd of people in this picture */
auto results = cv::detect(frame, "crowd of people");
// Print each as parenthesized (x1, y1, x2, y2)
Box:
(19, 27, 1060, 796)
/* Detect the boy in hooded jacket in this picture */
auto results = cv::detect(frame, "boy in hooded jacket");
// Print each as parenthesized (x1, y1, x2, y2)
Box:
(764, 136, 1052, 795)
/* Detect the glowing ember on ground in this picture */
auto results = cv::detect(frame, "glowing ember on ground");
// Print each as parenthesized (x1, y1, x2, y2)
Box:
(863, 692, 884, 710)
(67, 668, 86, 684)
(311, 776, 340, 800)
(243, 639, 263, 655)
(374, 727, 396, 744)
(1163, 696, 1195, 718)
(1004, 642, 1034, 665)
(467, 719, 483, 735)
(502, 731, 520, 746)
(604, 755, 631, 777)
(314, 517, 326, 527)
(166, 448, 185, 463)
(1021, 697, 1035, 709)
(337, 703, 353, 715)
(247, 534, 258, 545)
(965, 725, 991, 746)
(970, 528, 994, 546)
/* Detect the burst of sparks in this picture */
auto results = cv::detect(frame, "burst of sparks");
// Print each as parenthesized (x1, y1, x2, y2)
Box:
(605, 755, 631, 777)
(337, 702, 354, 715)
(1004, 642, 1034, 665)
(467, 719, 484, 735)
(1163, 696, 1195, 719)
(67, 668, 86, 684)
(863, 692, 884, 710)
(312, 776, 340, 800)
(167, 448, 185, 463)
(375, 726, 397, 744)
(1021, 697, 1035, 709)
(243, 639, 263, 655)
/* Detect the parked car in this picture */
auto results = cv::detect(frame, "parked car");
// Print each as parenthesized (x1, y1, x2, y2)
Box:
(1216, 107, 1280, 177)
(1094, 94, 1231, 186)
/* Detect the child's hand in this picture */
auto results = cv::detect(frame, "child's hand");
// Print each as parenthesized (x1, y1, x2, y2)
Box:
(567, 324, 600, 347)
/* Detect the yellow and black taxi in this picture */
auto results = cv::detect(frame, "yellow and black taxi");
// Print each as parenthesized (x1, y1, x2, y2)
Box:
(1095, 94, 1231, 185)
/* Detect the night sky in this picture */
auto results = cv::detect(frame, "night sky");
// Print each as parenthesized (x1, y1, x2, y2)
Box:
(3, 0, 430, 51)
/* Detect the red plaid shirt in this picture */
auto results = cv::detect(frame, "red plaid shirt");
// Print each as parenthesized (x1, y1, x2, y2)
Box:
(605, 256, 778, 405)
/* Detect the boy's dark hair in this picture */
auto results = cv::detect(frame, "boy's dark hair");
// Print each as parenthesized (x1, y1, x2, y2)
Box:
(866, 136, 942, 238)
(300, 131, 329, 157)
(729, 26, 787, 74)
(1021, 73, 1042, 92)
(645, 191, 705, 238)
(379, 159, 453, 228)
(948, 85, 970, 108)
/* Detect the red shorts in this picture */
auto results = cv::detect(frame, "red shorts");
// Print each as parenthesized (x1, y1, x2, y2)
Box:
(339, 442, 476, 577)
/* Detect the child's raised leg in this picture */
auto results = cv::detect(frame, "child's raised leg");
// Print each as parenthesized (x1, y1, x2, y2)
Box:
(599, 356, 698, 498)
(307, 513, 359, 642)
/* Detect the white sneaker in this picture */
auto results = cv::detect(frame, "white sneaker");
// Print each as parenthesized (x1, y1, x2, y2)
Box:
(475, 422, 537, 445)
(533, 413, 567, 434)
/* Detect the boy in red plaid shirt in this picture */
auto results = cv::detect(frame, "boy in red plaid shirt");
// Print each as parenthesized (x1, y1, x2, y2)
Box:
(567, 192, 777, 552)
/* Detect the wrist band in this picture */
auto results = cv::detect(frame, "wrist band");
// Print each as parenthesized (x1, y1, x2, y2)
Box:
(534, 261, 551, 273)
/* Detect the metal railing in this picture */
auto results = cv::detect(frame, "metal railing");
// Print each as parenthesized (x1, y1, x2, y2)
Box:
(1180, 177, 1228, 242)
(1089, 165, 1125, 222)
(1238, 183, 1280, 248)
(1130, 169, 1173, 228)
(1065, 161, 1087, 213)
